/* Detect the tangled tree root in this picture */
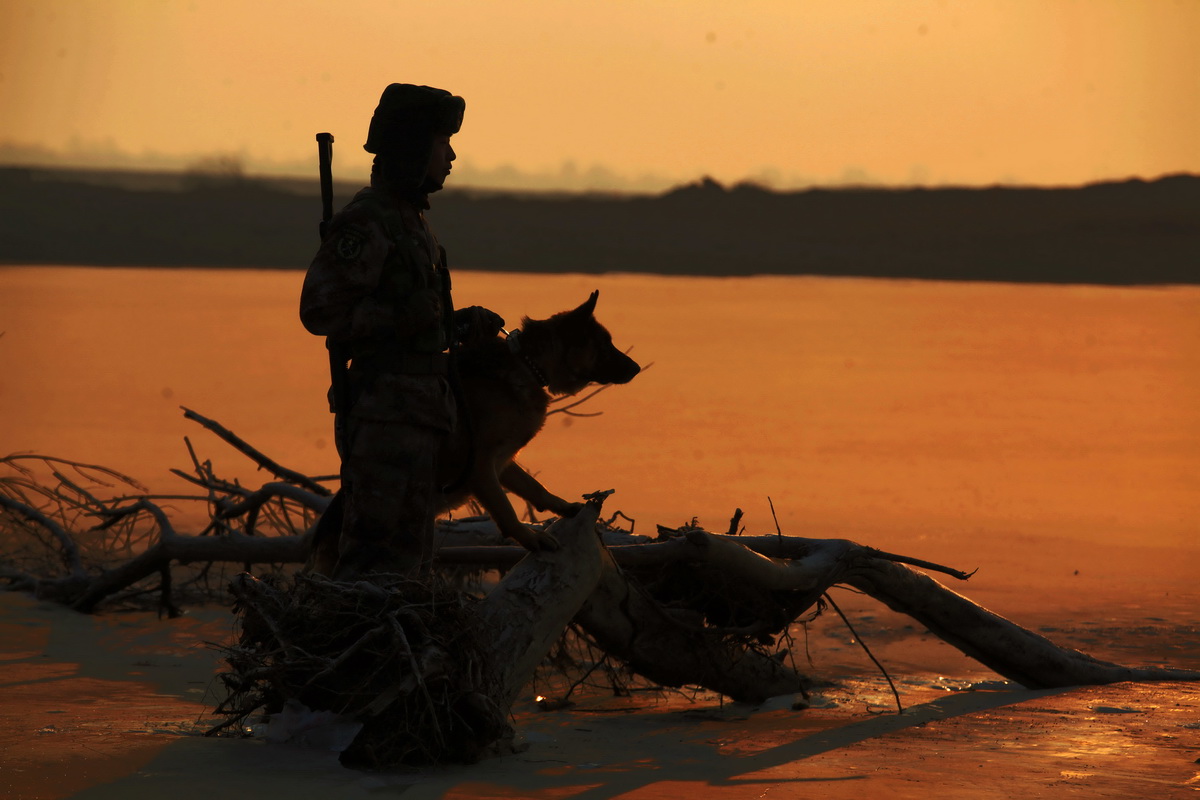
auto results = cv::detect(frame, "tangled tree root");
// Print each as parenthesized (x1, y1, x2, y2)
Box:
(213, 572, 510, 767)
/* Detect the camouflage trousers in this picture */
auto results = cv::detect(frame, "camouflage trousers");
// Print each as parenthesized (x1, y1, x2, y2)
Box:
(332, 417, 444, 580)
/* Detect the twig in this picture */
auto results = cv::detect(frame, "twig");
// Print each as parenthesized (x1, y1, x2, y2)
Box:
(1, 454, 146, 492)
(546, 385, 608, 418)
(169, 467, 250, 497)
(604, 509, 636, 534)
(824, 591, 903, 714)
(159, 565, 181, 618)
(185, 435, 230, 537)
(389, 617, 443, 748)
(0, 494, 87, 577)
(303, 624, 389, 690)
(547, 361, 653, 418)
(767, 496, 782, 545)
(90, 500, 152, 531)
(559, 644, 612, 703)
(181, 407, 331, 496)
(105, 493, 214, 505)
(860, 546, 977, 581)
(49, 469, 107, 508)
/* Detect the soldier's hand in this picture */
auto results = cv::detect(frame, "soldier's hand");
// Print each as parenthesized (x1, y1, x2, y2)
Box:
(454, 305, 505, 346)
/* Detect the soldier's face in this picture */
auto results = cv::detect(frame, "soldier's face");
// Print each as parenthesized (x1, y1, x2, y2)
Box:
(425, 134, 456, 190)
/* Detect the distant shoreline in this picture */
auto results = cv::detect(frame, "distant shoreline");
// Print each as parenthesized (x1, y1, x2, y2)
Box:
(2, 166, 1197, 285)
(8, 264, 1200, 294)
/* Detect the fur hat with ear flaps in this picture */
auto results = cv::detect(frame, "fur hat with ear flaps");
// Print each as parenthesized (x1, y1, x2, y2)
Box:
(365, 83, 465, 192)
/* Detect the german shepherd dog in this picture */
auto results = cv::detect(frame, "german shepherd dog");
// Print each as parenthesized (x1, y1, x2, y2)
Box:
(437, 290, 640, 551)
(309, 290, 639, 571)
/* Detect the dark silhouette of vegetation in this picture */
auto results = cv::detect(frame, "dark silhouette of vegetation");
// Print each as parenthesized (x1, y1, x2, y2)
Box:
(1, 166, 1197, 284)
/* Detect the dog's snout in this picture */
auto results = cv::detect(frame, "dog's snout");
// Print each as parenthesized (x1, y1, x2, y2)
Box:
(609, 352, 641, 384)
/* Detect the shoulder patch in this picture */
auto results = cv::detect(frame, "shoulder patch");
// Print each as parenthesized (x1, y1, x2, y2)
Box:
(334, 229, 366, 262)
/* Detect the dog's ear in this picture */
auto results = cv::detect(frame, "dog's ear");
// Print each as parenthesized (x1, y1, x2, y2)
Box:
(575, 290, 599, 317)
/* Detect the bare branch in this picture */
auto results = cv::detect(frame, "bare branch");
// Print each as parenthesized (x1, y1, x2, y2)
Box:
(0, 493, 86, 577)
(547, 360, 653, 417)
(181, 407, 332, 496)
(214, 482, 332, 519)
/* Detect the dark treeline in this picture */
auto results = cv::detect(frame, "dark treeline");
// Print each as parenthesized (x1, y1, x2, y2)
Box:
(1, 166, 1197, 284)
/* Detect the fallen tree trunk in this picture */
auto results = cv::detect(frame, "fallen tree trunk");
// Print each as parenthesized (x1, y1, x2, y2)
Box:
(573, 540, 809, 703)
(18, 498, 314, 614)
(6, 472, 1198, 698)
(70, 514, 310, 614)
(842, 558, 1200, 688)
(612, 530, 1200, 690)
(475, 499, 606, 710)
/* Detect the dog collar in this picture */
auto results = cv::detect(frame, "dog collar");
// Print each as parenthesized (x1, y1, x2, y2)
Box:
(505, 330, 548, 387)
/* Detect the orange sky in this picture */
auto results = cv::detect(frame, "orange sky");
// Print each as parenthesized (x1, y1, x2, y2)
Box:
(2, 0, 1197, 192)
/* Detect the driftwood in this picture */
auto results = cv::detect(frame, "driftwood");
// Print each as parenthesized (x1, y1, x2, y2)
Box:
(5, 473, 1198, 690)
(4, 410, 1200, 765)
(842, 558, 1200, 688)
(475, 499, 606, 711)
(573, 537, 810, 703)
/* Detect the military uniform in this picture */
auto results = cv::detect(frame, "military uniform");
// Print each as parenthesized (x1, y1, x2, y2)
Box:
(301, 184, 456, 576)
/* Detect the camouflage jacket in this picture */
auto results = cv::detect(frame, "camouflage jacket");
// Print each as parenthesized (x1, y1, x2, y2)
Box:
(300, 186, 455, 429)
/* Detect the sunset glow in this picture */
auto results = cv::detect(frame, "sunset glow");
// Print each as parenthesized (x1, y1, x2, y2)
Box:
(2, 0, 1197, 191)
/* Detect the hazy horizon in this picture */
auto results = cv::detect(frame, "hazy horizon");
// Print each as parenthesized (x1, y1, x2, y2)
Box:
(4, 1, 1197, 195)
(4, 141, 1196, 197)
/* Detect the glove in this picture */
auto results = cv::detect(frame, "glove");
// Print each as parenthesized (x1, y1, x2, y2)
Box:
(454, 305, 505, 346)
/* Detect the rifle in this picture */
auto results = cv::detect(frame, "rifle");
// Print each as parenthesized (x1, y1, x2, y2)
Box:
(316, 132, 335, 240)
(315, 132, 352, 455)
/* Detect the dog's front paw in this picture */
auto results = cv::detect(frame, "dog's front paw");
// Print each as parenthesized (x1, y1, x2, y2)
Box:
(548, 500, 585, 518)
(511, 524, 560, 553)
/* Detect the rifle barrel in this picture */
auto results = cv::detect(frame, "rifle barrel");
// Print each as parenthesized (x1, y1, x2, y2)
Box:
(316, 132, 335, 239)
